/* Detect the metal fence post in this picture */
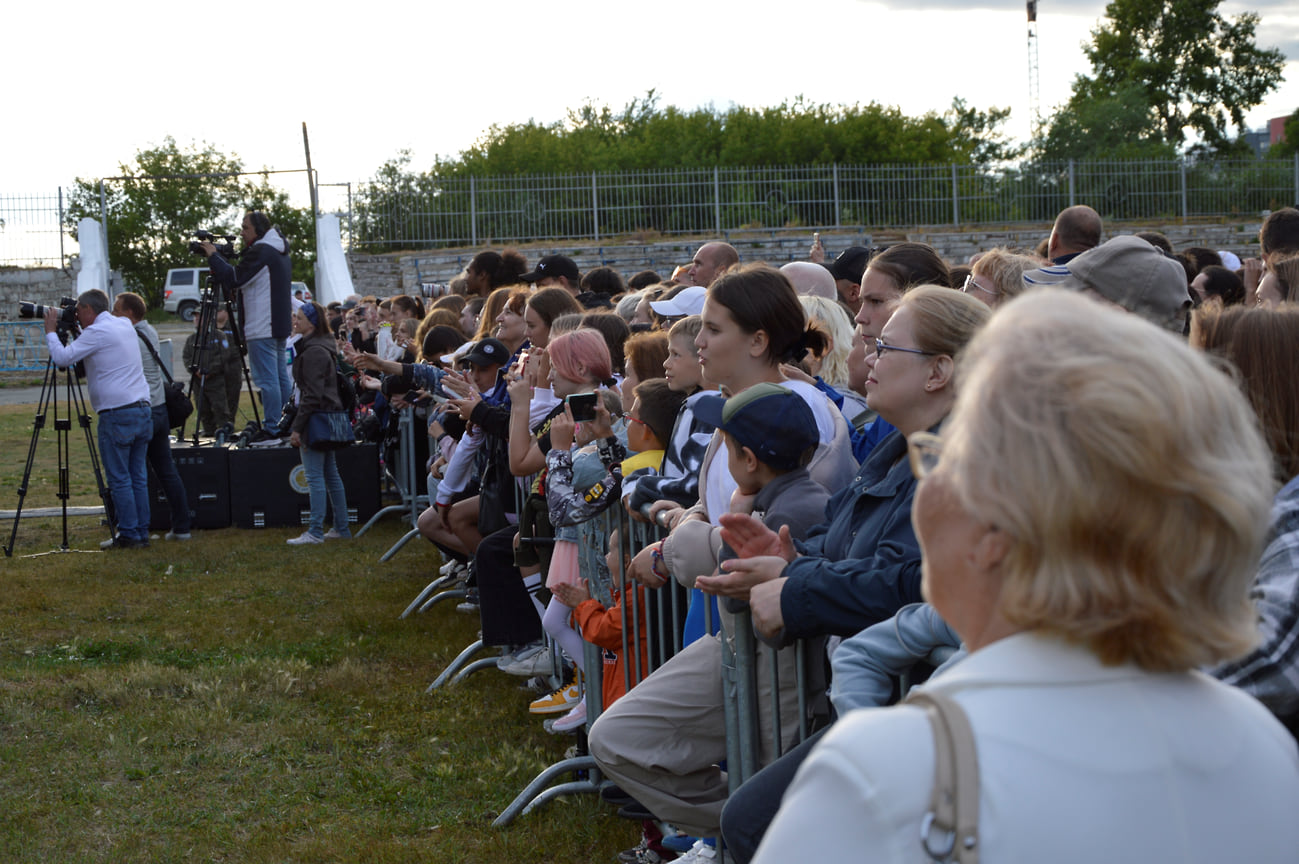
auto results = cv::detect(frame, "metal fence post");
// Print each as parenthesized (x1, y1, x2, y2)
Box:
(1180, 158, 1189, 221)
(470, 176, 478, 247)
(592, 171, 600, 242)
(714, 167, 722, 234)
(1294, 152, 1298, 206)
(951, 163, 960, 226)
(57, 186, 65, 267)
(832, 163, 841, 228)
(1068, 159, 1076, 206)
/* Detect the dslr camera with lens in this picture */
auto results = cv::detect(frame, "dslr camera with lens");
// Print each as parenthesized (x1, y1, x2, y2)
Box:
(18, 296, 80, 337)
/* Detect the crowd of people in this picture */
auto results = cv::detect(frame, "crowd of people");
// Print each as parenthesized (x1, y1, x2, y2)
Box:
(316, 206, 1299, 863)
(46, 202, 1299, 861)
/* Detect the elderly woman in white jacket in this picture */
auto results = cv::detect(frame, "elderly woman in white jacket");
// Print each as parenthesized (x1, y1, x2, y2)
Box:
(753, 289, 1299, 863)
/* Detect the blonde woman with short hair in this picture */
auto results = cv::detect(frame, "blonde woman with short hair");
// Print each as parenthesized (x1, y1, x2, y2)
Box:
(754, 289, 1299, 864)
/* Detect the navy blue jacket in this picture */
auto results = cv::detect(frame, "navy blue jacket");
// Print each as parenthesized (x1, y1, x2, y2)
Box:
(208, 227, 293, 341)
(780, 428, 923, 640)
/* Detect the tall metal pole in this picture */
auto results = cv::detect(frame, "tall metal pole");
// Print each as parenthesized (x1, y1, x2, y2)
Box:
(301, 122, 320, 220)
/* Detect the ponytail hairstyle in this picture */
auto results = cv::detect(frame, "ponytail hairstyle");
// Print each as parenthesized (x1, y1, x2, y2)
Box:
(547, 329, 614, 388)
(471, 248, 530, 289)
(707, 264, 827, 365)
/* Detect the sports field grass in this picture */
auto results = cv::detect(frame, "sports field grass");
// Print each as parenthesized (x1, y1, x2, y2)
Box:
(0, 403, 631, 863)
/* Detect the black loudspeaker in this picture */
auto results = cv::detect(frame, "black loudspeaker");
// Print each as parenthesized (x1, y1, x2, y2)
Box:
(148, 442, 231, 530)
(227, 443, 381, 529)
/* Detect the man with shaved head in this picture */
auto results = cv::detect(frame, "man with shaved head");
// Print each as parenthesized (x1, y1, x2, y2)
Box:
(1047, 205, 1103, 265)
(685, 241, 740, 287)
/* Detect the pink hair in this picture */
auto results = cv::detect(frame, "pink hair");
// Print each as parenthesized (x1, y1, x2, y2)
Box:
(548, 329, 613, 385)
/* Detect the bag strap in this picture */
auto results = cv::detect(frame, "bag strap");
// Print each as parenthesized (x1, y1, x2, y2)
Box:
(136, 331, 176, 384)
(906, 689, 980, 863)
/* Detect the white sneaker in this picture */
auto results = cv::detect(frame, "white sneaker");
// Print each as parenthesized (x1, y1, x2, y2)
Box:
(322, 528, 350, 540)
(164, 531, 192, 541)
(286, 531, 323, 545)
(550, 700, 587, 733)
(675, 840, 719, 863)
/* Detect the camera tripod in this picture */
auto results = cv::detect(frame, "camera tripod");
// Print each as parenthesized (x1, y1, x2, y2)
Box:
(181, 278, 261, 446)
(4, 354, 116, 557)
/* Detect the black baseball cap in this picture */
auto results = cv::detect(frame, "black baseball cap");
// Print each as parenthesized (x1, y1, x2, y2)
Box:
(520, 254, 580, 284)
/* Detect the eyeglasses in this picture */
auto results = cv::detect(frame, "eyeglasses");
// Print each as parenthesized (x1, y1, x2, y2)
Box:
(874, 338, 936, 360)
(907, 431, 944, 479)
(961, 274, 1001, 297)
(626, 414, 648, 427)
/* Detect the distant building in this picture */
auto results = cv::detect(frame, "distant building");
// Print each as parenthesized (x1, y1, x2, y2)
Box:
(1242, 128, 1271, 157)
(1270, 116, 1289, 147)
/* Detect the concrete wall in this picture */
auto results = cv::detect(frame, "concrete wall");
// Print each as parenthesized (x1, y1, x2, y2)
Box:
(0, 267, 79, 321)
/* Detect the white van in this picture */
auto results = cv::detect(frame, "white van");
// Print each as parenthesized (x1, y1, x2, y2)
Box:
(163, 267, 309, 320)
(162, 267, 209, 321)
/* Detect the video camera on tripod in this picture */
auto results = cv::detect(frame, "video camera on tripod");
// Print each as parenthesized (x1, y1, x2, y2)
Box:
(188, 230, 236, 260)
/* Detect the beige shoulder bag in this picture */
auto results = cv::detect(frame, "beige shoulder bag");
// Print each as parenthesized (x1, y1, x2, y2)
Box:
(905, 690, 980, 864)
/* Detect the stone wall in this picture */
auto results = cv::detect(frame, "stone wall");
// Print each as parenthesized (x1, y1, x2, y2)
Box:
(343, 219, 1265, 297)
(0, 267, 79, 321)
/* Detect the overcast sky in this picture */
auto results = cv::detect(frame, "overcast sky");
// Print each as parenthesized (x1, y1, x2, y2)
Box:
(6, 0, 1298, 208)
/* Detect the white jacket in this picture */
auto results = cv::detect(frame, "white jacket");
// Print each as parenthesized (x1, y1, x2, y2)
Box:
(755, 630, 1299, 863)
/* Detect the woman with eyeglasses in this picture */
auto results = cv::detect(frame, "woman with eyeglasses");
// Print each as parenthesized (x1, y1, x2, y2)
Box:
(963, 247, 1042, 308)
(752, 289, 1299, 863)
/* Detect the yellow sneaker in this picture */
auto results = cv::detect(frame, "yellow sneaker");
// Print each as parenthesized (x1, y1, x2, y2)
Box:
(529, 679, 582, 714)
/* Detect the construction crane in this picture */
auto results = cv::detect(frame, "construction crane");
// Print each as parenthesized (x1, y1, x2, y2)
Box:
(1027, 1, 1041, 139)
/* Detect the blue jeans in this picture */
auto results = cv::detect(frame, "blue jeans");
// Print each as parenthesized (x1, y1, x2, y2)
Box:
(98, 402, 153, 541)
(147, 404, 191, 534)
(299, 444, 350, 538)
(247, 337, 292, 434)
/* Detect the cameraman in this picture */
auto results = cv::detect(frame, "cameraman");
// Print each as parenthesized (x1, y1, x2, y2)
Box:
(43, 290, 152, 549)
(200, 210, 293, 443)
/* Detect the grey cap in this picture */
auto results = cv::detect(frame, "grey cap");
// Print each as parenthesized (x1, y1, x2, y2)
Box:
(1023, 235, 1191, 333)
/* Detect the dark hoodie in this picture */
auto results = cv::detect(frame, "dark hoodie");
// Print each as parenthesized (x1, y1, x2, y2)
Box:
(208, 227, 293, 341)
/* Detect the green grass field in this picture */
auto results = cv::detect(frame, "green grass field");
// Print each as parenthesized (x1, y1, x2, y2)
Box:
(0, 404, 632, 863)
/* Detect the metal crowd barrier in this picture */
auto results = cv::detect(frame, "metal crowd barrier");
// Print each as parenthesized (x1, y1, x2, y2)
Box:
(403, 462, 828, 830)
(355, 405, 429, 561)
(0, 321, 48, 372)
(424, 474, 545, 691)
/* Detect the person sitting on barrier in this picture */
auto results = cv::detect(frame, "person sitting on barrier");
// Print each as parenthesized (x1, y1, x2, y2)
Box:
(593, 380, 831, 863)
(520, 330, 620, 717)
(421, 338, 513, 563)
(625, 315, 716, 515)
(751, 288, 1299, 863)
(539, 390, 647, 734)
(589, 266, 855, 853)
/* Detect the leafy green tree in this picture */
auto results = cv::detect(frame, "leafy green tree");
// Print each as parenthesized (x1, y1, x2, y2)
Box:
(436, 91, 1017, 176)
(1043, 0, 1284, 158)
(65, 138, 314, 307)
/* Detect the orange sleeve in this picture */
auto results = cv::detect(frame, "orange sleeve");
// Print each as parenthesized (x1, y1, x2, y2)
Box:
(571, 596, 625, 652)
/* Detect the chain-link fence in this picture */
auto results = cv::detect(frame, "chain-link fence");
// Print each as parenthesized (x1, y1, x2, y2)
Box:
(0, 191, 69, 267)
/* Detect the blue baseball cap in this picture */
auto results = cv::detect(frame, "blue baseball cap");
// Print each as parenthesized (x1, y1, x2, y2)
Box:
(694, 382, 819, 471)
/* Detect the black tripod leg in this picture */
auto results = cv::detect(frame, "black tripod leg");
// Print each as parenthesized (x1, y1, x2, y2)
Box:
(223, 293, 262, 432)
(4, 360, 58, 557)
